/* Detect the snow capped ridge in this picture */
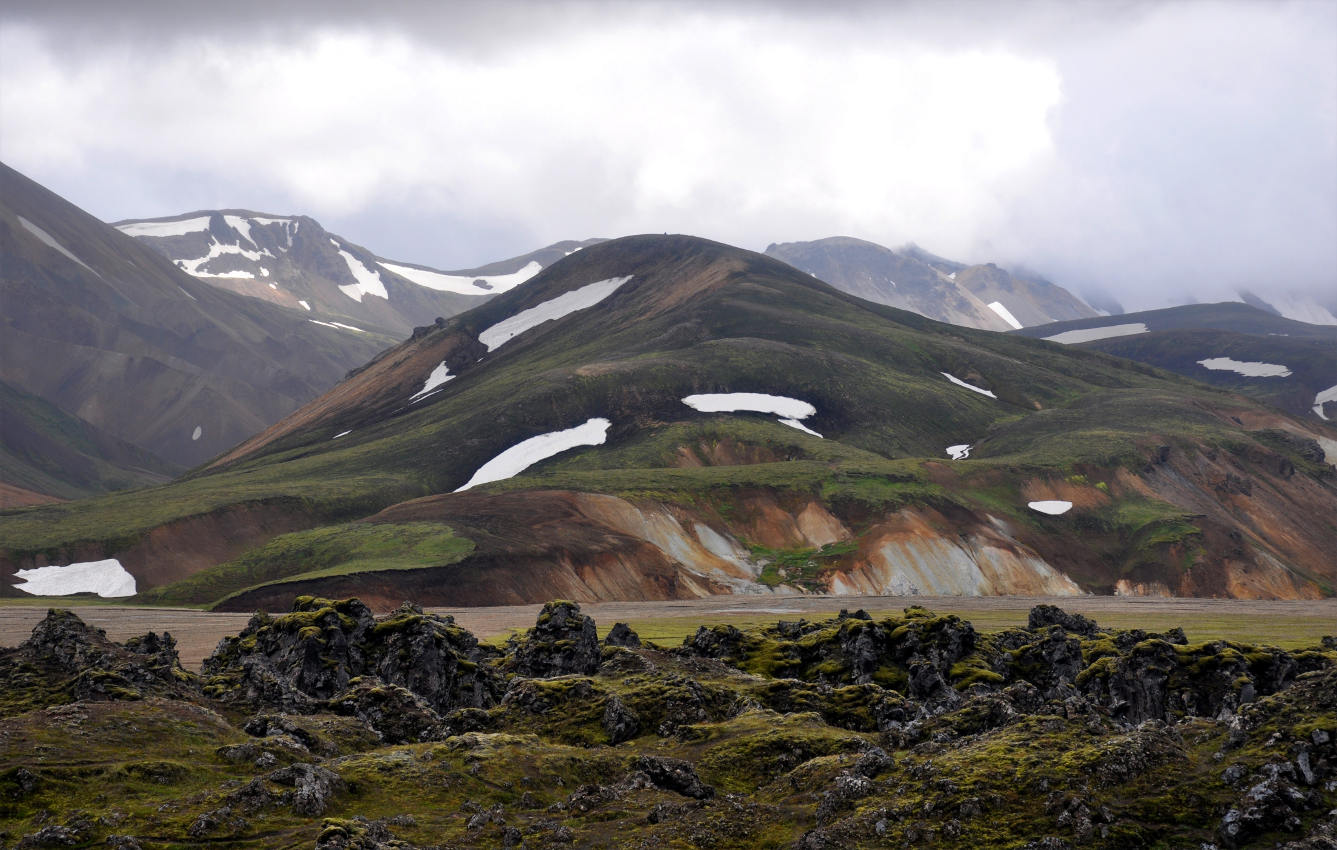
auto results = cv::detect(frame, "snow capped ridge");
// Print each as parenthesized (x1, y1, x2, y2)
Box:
(380, 259, 544, 295)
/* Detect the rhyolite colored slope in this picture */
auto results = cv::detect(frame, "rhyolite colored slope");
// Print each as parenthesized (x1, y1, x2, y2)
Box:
(1019, 303, 1337, 421)
(115, 207, 602, 337)
(0, 162, 390, 468)
(3, 234, 1336, 605)
(1, 600, 1334, 847)
(765, 236, 1099, 331)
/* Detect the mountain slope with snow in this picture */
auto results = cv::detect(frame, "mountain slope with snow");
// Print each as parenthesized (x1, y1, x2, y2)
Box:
(115, 210, 601, 336)
(6, 234, 1334, 608)
(0, 163, 387, 467)
(765, 237, 1099, 331)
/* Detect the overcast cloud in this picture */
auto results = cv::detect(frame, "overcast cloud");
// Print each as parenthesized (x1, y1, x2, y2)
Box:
(2, 0, 1333, 310)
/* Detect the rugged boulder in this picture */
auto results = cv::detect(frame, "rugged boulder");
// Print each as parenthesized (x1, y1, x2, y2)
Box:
(509, 600, 601, 678)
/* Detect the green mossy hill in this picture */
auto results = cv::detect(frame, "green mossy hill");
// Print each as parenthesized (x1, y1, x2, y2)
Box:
(2, 600, 1335, 848)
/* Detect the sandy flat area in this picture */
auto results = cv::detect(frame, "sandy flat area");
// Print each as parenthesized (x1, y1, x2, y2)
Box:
(2, 594, 1334, 672)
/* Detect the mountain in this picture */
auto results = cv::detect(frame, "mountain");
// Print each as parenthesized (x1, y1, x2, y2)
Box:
(1017, 303, 1337, 421)
(115, 209, 601, 336)
(0, 163, 390, 468)
(2, 235, 1335, 606)
(764, 236, 1099, 331)
(0, 380, 180, 506)
(1239, 289, 1337, 326)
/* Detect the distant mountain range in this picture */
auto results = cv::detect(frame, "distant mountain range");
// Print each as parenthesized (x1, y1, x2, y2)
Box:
(1018, 303, 1337, 421)
(0, 163, 389, 481)
(114, 210, 601, 337)
(5, 234, 1333, 608)
(765, 237, 1100, 331)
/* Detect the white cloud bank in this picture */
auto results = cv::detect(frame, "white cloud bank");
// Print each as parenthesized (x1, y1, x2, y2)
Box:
(1, 2, 1332, 308)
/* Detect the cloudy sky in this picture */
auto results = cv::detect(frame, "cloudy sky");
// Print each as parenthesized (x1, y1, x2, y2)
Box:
(2, 0, 1334, 311)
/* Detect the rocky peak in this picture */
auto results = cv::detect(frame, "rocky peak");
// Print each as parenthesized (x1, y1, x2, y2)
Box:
(510, 600, 601, 678)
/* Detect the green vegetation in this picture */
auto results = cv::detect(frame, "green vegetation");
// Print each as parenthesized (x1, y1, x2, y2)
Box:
(140, 522, 474, 607)
(747, 541, 858, 590)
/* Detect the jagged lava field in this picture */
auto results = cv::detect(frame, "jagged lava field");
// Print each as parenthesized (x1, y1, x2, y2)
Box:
(0, 599, 1335, 848)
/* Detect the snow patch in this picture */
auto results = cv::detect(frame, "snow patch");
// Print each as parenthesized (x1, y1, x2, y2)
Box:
(268, 282, 278, 289)
(946, 444, 971, 460)
(1043, 323, 1148, 344)
(380, 260, 544, 295)
(683, 392, 822, 437)
(455, 417, 611, 492)
(12, 558, 136, 598)
(116, 216, 211, 238)
(309, 320, 366, 333)
(178, 286, 197, 301)
(298, 300, 311, 311)
(942, 372, 996, 398)
(1028, 500, 1073, 515)
(410, 361, 454, 401)
(1196, 357, 1292, 378)
(682, 392, 816, 419)
(191, 425, 202, 441)
(987, 301, 1024, 330)
(332, 240, 388, 302)
(222, 215, 257, 247)
(17, 217, 98, 275)
(479, 276, 632, 351)
(1314, 384, 1337, 420)
(332, 430, 352, 439)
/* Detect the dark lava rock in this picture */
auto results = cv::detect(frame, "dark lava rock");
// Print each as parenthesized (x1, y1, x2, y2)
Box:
(602, 694, 641, 744)
(327, 678, 443, 744)
(604, 622, 642, 648)
(268, 763, 345, 817)
(510, 600, 601, 677)
(633, 756, 714, 799)
(0, 609, 197, 710)
(315, 815, 414, 850)
(203, 598, 501, 714)
(1028, 605, 1099, 637)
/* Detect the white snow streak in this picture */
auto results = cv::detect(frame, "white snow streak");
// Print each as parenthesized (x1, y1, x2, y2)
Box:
(298, 300, 311, 311)
(987, 301, 1024, 330)
(683, 393, 816, 419)
(455, 417, 611, 491)
(332, 430, 351, 439)
(946, 444, 972, 460)
(942, 372, 996, 398)
(12, 558, 136, 598)
(17, 217, 98, 275)
(1196, 357, 1292, 378)
(222, 215, 256, 247)
(479, 276, 632, 351)
(116, 216, 211, 238)
(779, 418, 823, 438)
(1028, 500, 1073, 515)
(332, 240, 388, 302)
(1314, 384, 1337, 420)
(309, 320, 366, 333)
(410, 361, 454, 401)
(191, 425, 202, 441)
(1043, 323, 1149, 344)
(381, 260, 544, 295)
(682, 393, 822, 437)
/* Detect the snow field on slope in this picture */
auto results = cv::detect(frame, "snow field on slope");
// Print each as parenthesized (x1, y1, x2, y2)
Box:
(331, 239, 388, 302)
(18, 216, 99, 275)
(12, 558, 137, 598)
(987, 301, 1024, 330)
(410, 361, 454, 401)
(1028, 500, 1073, 515)
(946, 444, 972, 460)
(1043, 323, 1149, 344)
(942, 372, 996, 398)
(455, 418, 612, 492)
(479, 276, 633, 351)
(1196, 357, 1292, 378)
(381, 260, 544, 295)
(309, 320, 366, 333)
(1315, 384, 1337, 421)
(682, 393, 822, 438)
(116, 216, 212, 238)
